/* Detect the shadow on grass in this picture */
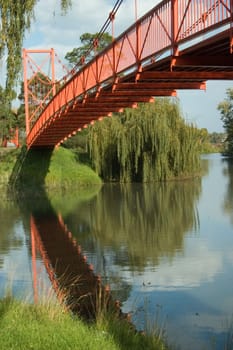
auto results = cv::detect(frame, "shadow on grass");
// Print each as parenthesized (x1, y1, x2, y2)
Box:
(76, 151, 93, 167)
(8, 146, 54, 195)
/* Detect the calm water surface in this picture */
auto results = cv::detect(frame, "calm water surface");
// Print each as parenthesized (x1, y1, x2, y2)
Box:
(0, 153, 233, 349)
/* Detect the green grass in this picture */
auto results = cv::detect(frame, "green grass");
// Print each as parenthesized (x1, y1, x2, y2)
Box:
(0, 146, 102, 195)
(0, 297, 169, 350)
(0, 148, 20, 184)
(44, 147, 101, 189)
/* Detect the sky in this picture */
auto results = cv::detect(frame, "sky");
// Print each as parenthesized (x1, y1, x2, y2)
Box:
(20, 0, 233, 133)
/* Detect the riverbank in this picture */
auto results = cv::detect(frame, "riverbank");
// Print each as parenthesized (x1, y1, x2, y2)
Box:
(0, 297, 169, 350)
(0, 146, 102, 196)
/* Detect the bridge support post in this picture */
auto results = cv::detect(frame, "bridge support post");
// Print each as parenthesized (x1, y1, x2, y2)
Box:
(230, 0, 233, 53)
(171, 0, 179, 70)
(51, 48, 56, 96)
(23, 49, 30, 138)
(23, 49, 57, 147)
(135, 1, 141, 81)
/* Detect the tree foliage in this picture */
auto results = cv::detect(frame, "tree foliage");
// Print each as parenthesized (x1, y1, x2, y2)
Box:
(0, 86, 19, 145)
(0, 0, 34, 99)
(65, 32, 112, 67)
(15, 71, 61, 146)
(209, 131, 225, 144)
(0, 0, 72, 98)
(199, 131, 225, 154)
(218, 88, 233, 154)
(0, 1, 71, 142)
(87, 99, 201, 182)
(60, 0, 72, 14)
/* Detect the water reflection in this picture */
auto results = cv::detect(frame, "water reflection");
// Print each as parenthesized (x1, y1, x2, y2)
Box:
(1, 154, 233, 350)
(0, 201, 27, 297)
(65, 181, 201, 269)
(20, 178, 202, 321)
(0, 202, 22, 264)
(222, 157, 233, 223)
(30, 210, 118, 320)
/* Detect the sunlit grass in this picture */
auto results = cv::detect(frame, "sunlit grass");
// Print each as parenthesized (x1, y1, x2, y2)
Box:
(0, 296, 169, 350)
(44, 147, 102, 189)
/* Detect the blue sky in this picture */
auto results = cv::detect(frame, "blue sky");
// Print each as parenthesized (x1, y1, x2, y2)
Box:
(21, 0, 232, 133)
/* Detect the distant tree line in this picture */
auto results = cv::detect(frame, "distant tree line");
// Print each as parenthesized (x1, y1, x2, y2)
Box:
(218, 88, 233, 155)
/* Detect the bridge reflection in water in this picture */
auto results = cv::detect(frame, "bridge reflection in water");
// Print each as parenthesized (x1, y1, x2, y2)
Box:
(30, 211, 123, 321)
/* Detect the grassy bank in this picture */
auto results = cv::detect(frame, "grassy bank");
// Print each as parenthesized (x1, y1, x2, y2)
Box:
(0, 146, 101, 195)
(0, 297, 168, 350)
(0, 148, 20, 190)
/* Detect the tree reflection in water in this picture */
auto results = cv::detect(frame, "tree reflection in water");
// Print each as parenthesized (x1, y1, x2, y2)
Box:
(65, 180, 202, 278)
(0, 201, 22, 268)
(222, 157, 233, 224)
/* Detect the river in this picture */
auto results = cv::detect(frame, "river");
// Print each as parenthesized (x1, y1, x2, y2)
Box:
(0, 153, 233, 349)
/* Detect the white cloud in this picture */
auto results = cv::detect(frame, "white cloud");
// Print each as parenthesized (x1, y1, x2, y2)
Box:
(122, 241, 225, 291)
(24, 0, 161, 58)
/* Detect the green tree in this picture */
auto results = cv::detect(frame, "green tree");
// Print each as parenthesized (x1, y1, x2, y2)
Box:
(196, 129, 225, 154)
(209, 132, 225, 144)
(88, 99, 201, 182)
(17, 71, 59, 142)
(0, 86, 19, 146)
(65, 32, 112, 67)
(16, 82, 28, 144)
(0, 0, 72, 99)
(0, 1, 72, 144)
(217, 88, 233, 154)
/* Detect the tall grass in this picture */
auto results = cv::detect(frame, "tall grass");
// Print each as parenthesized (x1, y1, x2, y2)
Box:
(0, 296, 169, 350)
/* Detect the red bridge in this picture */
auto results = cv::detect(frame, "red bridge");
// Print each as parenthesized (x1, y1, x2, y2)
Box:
(23, 0, 233, 149)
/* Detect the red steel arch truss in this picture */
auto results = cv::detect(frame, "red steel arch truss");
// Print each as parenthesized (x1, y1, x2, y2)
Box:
(23, 0, 233, 148)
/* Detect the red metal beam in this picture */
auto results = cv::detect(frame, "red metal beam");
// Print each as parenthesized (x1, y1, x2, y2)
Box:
(101, 90, 177, 96)
(115, 82, 206, 90)
(138, 71, 233, 80)
(171, 55, 233, 68)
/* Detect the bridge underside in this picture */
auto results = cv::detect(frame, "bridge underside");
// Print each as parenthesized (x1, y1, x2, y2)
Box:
(27, 27, 233, 148)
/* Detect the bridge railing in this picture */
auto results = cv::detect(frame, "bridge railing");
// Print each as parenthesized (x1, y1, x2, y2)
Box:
(27, 0, 232, 146)
(177, 0, 232, 41)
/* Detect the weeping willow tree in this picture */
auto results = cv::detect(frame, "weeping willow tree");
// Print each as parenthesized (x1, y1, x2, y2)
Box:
(88, 98, 201, 182)
(0, 0, 72, 99)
